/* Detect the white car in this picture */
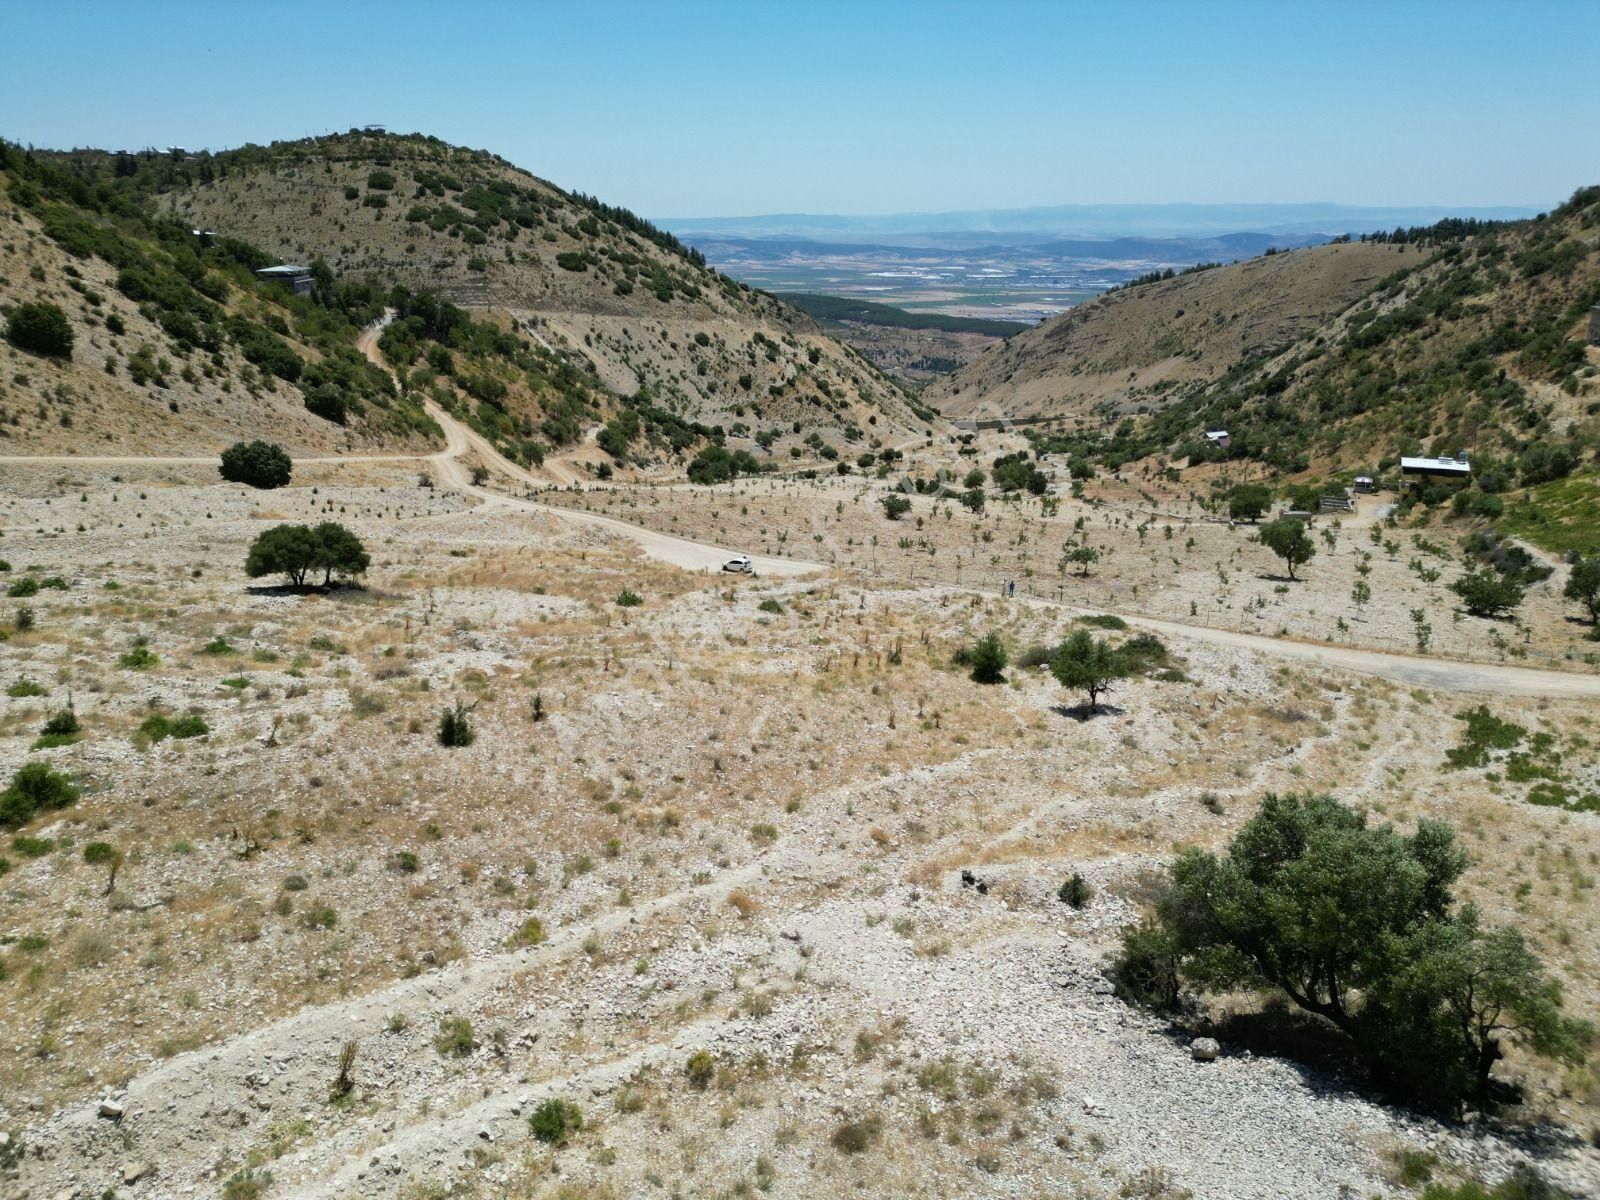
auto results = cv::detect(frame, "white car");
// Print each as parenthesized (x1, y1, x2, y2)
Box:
(721, 554, 754, 574)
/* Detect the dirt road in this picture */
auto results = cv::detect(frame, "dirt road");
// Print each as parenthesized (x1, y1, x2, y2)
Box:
(3, 318, 1595, 693)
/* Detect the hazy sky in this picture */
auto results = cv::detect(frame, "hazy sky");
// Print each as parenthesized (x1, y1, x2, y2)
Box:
(4, 0, 1596, 217)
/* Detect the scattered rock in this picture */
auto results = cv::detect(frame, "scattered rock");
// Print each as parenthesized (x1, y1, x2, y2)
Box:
(124, 1161, 151, 1184)
(97, 1099, 125, 1121)
(1190, 1037, 1220, 1063)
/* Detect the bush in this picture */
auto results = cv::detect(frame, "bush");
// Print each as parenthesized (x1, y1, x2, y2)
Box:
(1058, 872, 1092, 908)
(137, 713, 210, 742)
(220, 441, 292, 489)
(1119, 793, 1590, 1106)
(117, 637, 158, 670)
(1450, 568, 1525, 618)
(967, 632, 1007, 684)
(616, 589, 643, 608)
(757, 598, 783, 614)
(434, 1017, 476, 1057)
(437, 700, 475, 747)
(0, 761, 79, 829)
(528, 1098, 583, 1145)
(304, 386, 348, 425)
(6, 678, 47, 698)
(5, 301, 73, 357)
(829, 1115, 882, 1154)
(684, 1049, 716, 1090)
(7, 578, 38, 598)
(508, 916, 545, 948)
(881, 494, 912, 520)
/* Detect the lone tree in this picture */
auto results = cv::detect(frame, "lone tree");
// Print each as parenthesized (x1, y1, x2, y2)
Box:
(1049, 629, 1130, 713)
(881, 494, 912, 521)
(1450, 568, 1525, 619)
(1114, 793, 1589, 1107)
(245, 522, 368, 589)
(82, 841, 123, 895)
(5, 301, 74, 358)
(1227, 483, 1272, 522)
(1258, 517, 1316, 580)
(1064, 545, 1099, 577)
(967, 632, 1007, 684)
(220, 440, 293, 489)
(1563, 555, 1600, 627)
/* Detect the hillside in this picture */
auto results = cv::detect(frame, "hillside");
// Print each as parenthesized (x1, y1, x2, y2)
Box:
(0, 145, 438, 456)
(134, 131, 931, 448)
(926, 240, 1412, 421)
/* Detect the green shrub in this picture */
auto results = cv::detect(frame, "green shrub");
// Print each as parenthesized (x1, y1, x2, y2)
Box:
(967, 632, 1007, 684)
(437, 700, 475, 747)
(12, 835, 55, 858)
(1077, 614, 1128, 630)
(881, 494, 912, 520)
(434, 1016, 476, 1057)
(219, 440, 292, 489)
(756, 598, 783, 614)
(5, 301, 73, 358)
(508, 916, 545, 948)
(137, 713, 209, 742)
(0, 761, 79, 828)
(528, 1098, 583, 1145)
(684, 1049, 716, 1090)
(366, 170, 396, 191)
(7, 578, 39, 598)
(221, 1167, 272, 1200)
(201, 636, 237, 656)
(1058, 872, 1092, 909)
(1450, 567, 1525, 618)
(829, 1115, 882, 1154)
(117, 638, 158, 670)
(7, 678, 47, 698)
(615, 589, 643, 608)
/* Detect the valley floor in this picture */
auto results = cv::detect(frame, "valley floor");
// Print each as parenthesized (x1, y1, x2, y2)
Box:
(1, 437, 1598, 1200)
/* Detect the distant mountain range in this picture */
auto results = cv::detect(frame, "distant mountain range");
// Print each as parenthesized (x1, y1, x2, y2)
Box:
(664, 202, 1546, 244)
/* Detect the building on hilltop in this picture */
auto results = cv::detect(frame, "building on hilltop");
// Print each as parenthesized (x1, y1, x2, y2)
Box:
(255, 264, 314, 296)
(1589, 303, 1600, 346)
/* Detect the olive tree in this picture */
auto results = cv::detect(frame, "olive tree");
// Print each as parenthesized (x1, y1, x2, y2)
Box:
(245, 522, 368, 589)
(1564, 555, 1600, 627)
(1258, 517, 1315, 580)
(1049, 629, 1129, 713)
(1114, 793, 1589, 1107)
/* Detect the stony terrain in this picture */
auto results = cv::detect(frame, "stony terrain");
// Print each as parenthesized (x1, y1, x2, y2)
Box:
(2, 433, 1598, 1200)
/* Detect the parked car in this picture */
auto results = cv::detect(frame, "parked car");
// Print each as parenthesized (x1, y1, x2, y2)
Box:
(721, 554, 753, 574)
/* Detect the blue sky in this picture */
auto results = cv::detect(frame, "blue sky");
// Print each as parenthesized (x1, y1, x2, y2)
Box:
(3, 1, 1595, 217)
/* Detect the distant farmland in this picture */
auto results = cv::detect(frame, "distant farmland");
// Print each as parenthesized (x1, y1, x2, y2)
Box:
(778, 293, 1030, 336)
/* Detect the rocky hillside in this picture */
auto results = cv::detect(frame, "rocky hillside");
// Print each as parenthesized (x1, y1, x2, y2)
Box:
(935, 191, 1600, 491)
(0, 144, 436, 456)
(926, 240, 1411, 422)
(135, 131, 930, 447)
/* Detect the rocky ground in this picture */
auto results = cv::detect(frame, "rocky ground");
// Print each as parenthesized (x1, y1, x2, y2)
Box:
(2, 460, 1598, 1200)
